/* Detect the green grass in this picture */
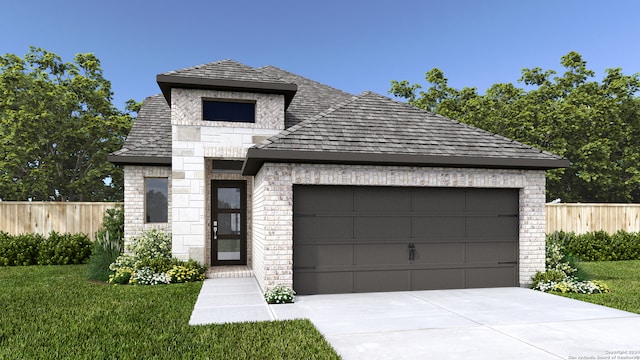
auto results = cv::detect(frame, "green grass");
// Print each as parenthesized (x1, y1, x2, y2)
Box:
(558, 260, 640, 314)
(0, 265, 340, 359)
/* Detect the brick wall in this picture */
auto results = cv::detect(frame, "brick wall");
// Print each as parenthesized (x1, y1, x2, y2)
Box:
(123, 165, 172, 245)
(252, 163, 547, 291)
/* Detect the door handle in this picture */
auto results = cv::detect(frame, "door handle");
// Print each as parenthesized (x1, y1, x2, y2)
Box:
(213, 220, 217, 240)
(408, 243, 416, 262)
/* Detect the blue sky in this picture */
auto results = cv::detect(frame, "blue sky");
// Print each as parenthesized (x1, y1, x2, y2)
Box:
(3, 0, 639, 110)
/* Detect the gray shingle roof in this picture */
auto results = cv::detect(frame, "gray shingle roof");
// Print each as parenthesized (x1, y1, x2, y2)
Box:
(257, 66, 354, 128)
(242, 91, 568, 174)
(161, 59, 289, 84)
(108, 94, 171, 164)
(157, 60, 298, 106)
(111, 61, 354, 164)
(110, 60, 569, 172)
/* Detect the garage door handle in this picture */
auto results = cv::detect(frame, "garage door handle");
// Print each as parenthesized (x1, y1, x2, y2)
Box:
(498, 261, 517, 264)
(408, 243, 416, 262)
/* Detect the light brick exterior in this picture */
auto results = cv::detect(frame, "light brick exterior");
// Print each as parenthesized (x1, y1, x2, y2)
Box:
(123, 165, 172, 243)
(169, 88, 284, 264)
(252, 163, 547, 291)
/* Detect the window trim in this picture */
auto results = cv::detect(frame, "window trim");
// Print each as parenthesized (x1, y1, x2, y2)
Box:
(144, 177, 169, 224)
(202, 98, 256, 123)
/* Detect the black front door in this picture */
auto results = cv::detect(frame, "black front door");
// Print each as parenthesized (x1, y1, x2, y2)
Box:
(211, 180, 247, 265)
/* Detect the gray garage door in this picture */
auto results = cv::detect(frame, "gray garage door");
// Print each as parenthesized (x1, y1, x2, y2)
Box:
(293, 186, 519, 295)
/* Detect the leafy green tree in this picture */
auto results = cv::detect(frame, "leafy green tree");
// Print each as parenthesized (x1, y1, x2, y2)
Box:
(390, 52, 640, 202)
(0, 47, 135, 201)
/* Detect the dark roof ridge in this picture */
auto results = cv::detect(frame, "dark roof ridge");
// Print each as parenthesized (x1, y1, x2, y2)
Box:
(255, 92, 366, 149)
(161, 59, 250, 76)
(258, 65, 353, 96)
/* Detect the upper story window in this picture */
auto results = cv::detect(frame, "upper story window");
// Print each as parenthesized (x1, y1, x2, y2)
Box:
(202, 100, 255, 123)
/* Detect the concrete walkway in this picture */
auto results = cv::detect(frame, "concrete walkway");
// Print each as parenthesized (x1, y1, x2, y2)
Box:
(190, 278, 640, 359)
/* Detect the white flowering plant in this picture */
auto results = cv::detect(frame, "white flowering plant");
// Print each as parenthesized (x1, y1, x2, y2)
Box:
(532, 235, 610, 294)
(108, 230, 205, 285)
(264, 284, 296, 304)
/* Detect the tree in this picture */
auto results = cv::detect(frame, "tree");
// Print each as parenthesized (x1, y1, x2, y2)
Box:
(390, 52, 640, 202)
(0, 47, 135, 201)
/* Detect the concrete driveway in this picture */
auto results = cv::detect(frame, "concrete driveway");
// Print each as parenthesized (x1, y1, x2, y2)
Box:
(190, 279, 640, 359)
(271, 287, 640, 360)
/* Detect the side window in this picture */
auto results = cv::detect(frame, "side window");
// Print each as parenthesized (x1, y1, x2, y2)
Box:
(202, 100, 255, 123)
(145, 178, 168, 223)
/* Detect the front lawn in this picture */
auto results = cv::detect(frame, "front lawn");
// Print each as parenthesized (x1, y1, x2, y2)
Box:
(0, 265, 340, 359)
(557, 260, 640, 314)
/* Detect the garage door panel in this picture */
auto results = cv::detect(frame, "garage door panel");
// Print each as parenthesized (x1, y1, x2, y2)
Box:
(412, 217, 466, 238)
(293, 186, 519, 294)
(466, 267, 516, 288)
(294, 244, 354, 267)
(355, 217, 411, 238)
(412, 188, 466, 212)
(294, 217, 353, 239)
(414, 243, 465, 264)
(355, 187, 410, 212)
(466, 189, 519, 213)
(294, 272, 353, 295)
(355, 244, 412, 265)
(293, 185, 353, 212)
(465, 242, 516, 263)
(466, 217, 518, 238)
(355, 271, 410, 292)
(412, 269, 466, 290)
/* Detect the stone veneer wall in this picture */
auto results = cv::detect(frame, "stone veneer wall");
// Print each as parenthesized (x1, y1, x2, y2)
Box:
(171, 88, 284, 264)
(123, 165, 172, 244)
(252, 163, 547, 291)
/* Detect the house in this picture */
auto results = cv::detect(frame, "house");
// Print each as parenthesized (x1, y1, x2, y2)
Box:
(108, 60, 569, 295)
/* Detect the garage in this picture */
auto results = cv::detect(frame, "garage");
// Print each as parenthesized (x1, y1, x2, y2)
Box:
(293, 185, 519, 295)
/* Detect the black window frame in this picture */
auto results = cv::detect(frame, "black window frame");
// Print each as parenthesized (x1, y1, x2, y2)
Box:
(145, 177, 169, 223)
(202, 99, 256, 123)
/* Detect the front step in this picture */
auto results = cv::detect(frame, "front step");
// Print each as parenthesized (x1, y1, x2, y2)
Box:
(206, 265, 254, 279)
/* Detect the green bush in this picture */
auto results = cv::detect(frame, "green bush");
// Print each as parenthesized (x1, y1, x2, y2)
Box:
(533, 233, 611, 294)
(37, 232, 92, 265)
(87, 206, 125, 282)
(548, 230, 640, 261)
(0, 232, 91, 266)
(109, 229, 205, 285)
(167, 260, 206, 283)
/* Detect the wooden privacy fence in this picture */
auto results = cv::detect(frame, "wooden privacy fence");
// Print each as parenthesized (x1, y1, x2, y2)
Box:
(1, 202, 638, 239)
(0, 202, 122, 240)
(546, 203, 640, 234)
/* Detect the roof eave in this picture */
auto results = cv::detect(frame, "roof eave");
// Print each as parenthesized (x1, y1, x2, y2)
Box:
(107, 154, 172, 166)
(242, 148, 570, 176)
(156, 74, 298, 107)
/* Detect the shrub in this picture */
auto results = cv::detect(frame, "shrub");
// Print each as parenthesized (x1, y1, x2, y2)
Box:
(87, 229, 124, 282)
(551, 230, 640, 261)
(37, 232, 92, 265)
(108, 229, 205, 285)
(110, 267, 134, 284)
(0, 232, 91, 266)
(533, 234, 611, 294)
(131, 267, 171, 285)
(0, 233, 41, 266)
(167, 260, 206, 283)
(264, 284, 296, 304)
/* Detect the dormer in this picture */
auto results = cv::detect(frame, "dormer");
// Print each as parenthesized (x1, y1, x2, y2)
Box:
(156, 60, 297, 131)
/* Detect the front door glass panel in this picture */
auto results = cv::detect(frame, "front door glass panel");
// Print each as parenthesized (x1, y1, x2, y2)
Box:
(212, 181, 246, 265)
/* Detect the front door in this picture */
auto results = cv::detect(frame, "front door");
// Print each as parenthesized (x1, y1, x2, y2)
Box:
(211, 180, 247, 265)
